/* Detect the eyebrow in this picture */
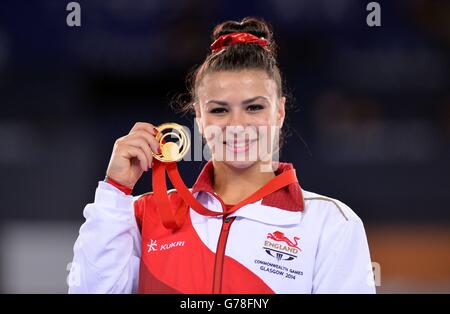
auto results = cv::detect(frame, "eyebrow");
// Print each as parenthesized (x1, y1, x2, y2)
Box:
(205, 96, 269, 106)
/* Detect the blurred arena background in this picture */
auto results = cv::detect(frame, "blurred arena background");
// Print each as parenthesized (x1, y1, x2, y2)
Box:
(0, 0, 449, 293)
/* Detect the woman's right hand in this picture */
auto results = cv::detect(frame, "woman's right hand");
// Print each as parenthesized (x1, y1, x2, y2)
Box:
(105, 122, 161, 189)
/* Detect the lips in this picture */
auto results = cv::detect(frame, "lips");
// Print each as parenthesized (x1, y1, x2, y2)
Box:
(223, 139, 257, 153)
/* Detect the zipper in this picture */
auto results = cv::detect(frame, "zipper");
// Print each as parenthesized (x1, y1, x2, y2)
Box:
(210, 192, 237, 294)
(212, 215, 235, 294)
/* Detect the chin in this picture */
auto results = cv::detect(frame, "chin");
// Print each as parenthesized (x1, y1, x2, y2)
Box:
(223, 159, 257, 170)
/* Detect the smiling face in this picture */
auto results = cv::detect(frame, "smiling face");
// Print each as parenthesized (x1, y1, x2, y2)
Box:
(194, 69, 286, 170)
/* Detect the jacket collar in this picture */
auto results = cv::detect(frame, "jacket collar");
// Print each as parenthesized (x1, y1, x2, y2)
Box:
(191, 160, 304, 213)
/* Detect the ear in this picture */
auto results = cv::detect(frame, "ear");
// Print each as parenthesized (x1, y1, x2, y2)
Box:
(194, 102, 203, 134)
(277, 96, 286, 128)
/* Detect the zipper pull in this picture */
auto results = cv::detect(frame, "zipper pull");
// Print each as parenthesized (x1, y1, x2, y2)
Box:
(222, 216, 234, 231)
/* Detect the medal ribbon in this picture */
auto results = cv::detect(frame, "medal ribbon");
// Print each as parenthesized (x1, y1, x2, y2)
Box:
(152, 159, 298, 230)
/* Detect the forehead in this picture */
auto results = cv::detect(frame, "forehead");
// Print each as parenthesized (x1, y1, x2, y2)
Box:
(197, 70, 277, 101)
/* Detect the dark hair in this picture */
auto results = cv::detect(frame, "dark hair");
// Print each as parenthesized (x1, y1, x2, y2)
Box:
(174, 16, 286, 113)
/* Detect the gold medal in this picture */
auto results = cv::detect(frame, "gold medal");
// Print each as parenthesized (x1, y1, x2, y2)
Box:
(152, 123, 190, 162)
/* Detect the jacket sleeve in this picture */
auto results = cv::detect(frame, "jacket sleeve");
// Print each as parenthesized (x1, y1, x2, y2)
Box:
(312, 204, 376, 294)
(67, 181, 142, 294)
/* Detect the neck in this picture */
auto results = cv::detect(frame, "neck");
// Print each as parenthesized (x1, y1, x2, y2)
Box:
(212, 160, 275, 205)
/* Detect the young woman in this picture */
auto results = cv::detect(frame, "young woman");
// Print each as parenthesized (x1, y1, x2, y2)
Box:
(68, 17, 376, 294)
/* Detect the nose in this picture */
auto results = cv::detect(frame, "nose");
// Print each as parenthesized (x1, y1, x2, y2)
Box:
(227, 109, 246, 127)
(227, 107, 250, 128)
(225, 110, 247, 138)
(224, 110, 258, 141)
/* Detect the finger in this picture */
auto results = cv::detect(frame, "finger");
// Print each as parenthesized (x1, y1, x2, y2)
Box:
(127, 129, 161, 155)
(123, 137, 154, 170)
(118, 144, 149, 171)
(130, 122, 158, 136)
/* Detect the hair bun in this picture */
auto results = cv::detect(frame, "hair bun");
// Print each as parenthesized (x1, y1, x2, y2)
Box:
(211, 17, 275, 53)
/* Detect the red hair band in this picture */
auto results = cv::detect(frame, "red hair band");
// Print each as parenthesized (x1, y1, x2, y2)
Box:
(210, 32, 268, 53)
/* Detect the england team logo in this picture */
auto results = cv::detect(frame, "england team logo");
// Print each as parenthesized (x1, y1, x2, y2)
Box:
(263, 231, 301, 261)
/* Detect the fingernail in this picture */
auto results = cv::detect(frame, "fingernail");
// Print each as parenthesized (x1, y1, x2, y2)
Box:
(157, 147, 162, 154)
(153, 127, 159, 134)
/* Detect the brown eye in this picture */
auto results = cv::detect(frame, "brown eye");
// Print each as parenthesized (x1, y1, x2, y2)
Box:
(210, 108, 228, 114)
(247, 104, 264, 112)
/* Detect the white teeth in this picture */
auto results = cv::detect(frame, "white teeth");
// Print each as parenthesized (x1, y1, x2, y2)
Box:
(224, 140, 257, 149)
(226, 142, 247, 148)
